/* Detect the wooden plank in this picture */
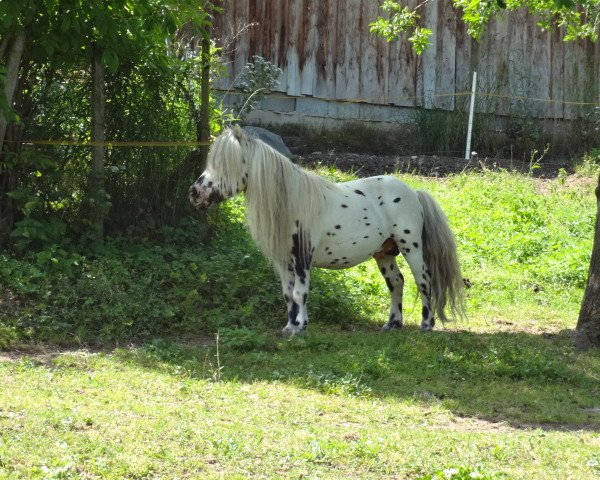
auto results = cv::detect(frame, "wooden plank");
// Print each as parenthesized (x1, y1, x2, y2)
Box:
(584, 38, 600, 115)
(212, 0, 236, 89)
(284, 0, 301, 96)
(387, 40, 418, 107)
(548, 28, 565, 119)
(247, 0, 259, 56)
(453, 13, 472, 112)
(507, 8, 530, 117)
(334, 0, 361, 101)
(525, 15, 551, 118)
(314, 0, 337, 99)
(358, 0, 389, 104)
(434, 0, 456, 110)
(300, 0, 318, 96)
(476, 13, 510, 115)
(272, 0, 289, 93)
(563, 36, 587, 119)
(231, 0, 250, 80)
(420, 0, 438, 109)
(386, 0, 420, 107)
(248, 0, 271, 58)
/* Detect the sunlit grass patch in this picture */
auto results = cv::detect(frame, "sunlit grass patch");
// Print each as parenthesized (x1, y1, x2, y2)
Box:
(1, 333, 599, 479)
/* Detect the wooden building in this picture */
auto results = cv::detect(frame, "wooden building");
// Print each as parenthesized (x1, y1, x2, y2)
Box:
(213, 0, 600, 126)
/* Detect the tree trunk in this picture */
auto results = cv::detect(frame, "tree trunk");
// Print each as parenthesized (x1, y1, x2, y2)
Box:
(88, 43, 106, 244)
(0, 32, 25, 152)
(575, 172, 600, 349)
(0, 32, 26, 246)
(198, 28, 212, 170)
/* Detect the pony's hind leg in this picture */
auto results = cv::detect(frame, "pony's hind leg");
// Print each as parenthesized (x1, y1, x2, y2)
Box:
(375, 254, 405, 330)
(402, 249, 435, 331)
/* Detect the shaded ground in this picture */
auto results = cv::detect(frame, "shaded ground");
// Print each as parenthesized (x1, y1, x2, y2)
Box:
(295, 151, 573, 179)
(273, 121, 581, 178)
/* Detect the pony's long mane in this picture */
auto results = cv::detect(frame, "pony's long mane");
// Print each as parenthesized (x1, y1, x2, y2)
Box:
(208, 128, 334, 265)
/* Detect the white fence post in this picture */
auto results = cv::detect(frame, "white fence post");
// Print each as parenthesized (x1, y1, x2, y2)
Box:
(465, 71, 478, 160)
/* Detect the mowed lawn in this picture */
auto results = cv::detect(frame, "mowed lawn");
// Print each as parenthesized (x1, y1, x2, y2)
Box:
(1, 327, 599, 479)
(1, 169, 600, 479)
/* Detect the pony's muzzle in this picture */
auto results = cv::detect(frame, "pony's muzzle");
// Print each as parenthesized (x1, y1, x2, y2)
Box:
(189, 184, 223, 209)
(189, 184, 208, 209)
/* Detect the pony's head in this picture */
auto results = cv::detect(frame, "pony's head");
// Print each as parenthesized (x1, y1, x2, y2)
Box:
(189, 125, 249, 208)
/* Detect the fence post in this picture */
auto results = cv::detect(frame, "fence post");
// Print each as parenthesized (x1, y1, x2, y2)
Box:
(465, 71, 478, 160)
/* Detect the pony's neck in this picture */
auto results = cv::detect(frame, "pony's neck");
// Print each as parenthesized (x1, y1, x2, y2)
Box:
(244, 138, 330, 265)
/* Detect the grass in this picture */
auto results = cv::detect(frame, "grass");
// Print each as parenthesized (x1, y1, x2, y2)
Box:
(0, 328, 599, 479)
(1, 167, 600, 478)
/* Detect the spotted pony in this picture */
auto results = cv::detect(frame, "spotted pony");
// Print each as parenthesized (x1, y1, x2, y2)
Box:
(190, 125, 465, 336)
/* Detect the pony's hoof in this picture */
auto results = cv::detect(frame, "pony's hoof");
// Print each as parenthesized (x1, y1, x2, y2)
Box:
(420, 317, 435, 332)
(281, 325, 304, 337)
(382, 321, 402, 332)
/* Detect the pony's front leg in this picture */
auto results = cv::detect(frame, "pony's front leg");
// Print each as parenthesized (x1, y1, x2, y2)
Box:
(276, 263, 295, 328)
(279, 265, 311, 337)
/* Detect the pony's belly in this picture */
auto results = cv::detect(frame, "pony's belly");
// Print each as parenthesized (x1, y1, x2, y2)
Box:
(312, 253, 372, 269)
(311, 237, 385, 269)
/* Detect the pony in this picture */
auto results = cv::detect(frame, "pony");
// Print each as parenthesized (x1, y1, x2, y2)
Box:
(189, 125, 465, 336)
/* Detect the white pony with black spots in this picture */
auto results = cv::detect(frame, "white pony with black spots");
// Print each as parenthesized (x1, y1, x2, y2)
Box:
(190, 125, 465, 336)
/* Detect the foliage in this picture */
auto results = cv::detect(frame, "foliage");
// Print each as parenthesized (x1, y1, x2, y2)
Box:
(0, 0, 215, 71)
(1, 1, 223, 242)
(369, 0, 433, 53)
(372, 0, 600, 50)
(232, 55, 282, 120)
(576, 148, 600, 176)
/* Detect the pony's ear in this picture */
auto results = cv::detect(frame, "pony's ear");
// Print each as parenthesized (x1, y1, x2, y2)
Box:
(233, 124, 245, 141)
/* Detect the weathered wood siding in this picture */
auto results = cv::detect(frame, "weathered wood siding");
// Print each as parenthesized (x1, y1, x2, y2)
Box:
(214, 0, 600, 120)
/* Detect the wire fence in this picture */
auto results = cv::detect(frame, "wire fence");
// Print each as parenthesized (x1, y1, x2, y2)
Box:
(216, 88, 600, 108)
(12, 89, 600, 149)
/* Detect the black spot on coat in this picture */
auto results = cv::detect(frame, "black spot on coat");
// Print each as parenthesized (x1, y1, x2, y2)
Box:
(289, 302, 300, 325)
(291, 227, 311, 282)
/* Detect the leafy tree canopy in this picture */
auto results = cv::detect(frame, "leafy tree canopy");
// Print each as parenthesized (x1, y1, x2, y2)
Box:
(0, 0, 213, 72)
(370, 0, 600, 52)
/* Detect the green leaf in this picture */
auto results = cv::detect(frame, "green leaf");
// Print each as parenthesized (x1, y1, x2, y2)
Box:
(102, 49, 119, 73)
(61, 15, 72, 33)
(409, 27, 433, 55)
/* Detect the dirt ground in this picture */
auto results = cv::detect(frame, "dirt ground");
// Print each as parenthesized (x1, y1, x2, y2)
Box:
(294, 151, 574, 179)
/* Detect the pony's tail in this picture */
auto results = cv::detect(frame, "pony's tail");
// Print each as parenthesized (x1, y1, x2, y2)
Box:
(416, 190, 466, 323)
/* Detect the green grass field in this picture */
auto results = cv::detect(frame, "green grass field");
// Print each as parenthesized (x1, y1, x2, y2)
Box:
(1, 169, 600, 479)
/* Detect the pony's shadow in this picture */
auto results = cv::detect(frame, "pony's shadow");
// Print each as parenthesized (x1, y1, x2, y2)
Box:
(125, 325, 600, 433)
